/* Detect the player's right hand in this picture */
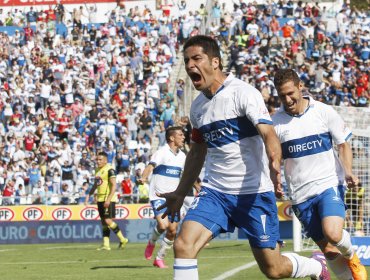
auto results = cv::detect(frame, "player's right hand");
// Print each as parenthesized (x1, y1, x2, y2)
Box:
(156, 191, 185, 223)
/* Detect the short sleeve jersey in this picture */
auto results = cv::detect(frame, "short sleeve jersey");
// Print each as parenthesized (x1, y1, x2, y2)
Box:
(190, 73, 273, 195)
(272, 96, 352, 204)
(95, 164, 117, 202)
(148, 144, 186, 201)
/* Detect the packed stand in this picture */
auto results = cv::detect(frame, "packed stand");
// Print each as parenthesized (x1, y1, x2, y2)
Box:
(2, 1, 369, 206)
(206, 1, 370, 111)
(0, 2, 194, 206)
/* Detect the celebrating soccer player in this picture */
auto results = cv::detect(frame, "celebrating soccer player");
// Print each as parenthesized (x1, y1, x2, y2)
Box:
(157, 35, 330, 280)
(272, 69, 367, 280)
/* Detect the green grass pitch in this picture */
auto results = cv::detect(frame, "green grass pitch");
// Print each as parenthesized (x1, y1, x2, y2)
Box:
(1, 240, 369, 279)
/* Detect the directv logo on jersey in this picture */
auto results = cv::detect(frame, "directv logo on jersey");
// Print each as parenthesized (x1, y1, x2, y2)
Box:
(288, 139, 323, 153)
(166, 169, 181, 175)
(203, 127, 233, 142)
(282, 133, 333, 159)
(153, 165, 182, 178)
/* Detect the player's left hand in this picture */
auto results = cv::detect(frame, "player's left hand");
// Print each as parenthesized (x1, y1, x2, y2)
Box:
(270, 160, 283, 199)
(156, 191, 184, 223)
(103, 201, 110, 208)
(345, 174, 360, 190)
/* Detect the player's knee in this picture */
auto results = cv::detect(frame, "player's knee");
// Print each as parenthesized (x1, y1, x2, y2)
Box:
(174, 237, 196, 258)
(323, 228, 342, 244)
(157, 222, 168, 232)
(166, 229, 177, 240)
(257, 256, 289, 279)
(259, 265, 284, 279)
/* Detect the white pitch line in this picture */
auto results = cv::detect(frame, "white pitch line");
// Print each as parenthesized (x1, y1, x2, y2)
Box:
(0, 249, 17, 252)
(0, 259, 132, 266)
(212, 261, 257, 280)
(43, 245, 95, 250)
(0, 254, 250, 266)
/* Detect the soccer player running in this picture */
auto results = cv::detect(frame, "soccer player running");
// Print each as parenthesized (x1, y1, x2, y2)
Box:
(140, 126, 186, 268)
(272, 69, 367, 280)
(85, 151, 128, 251)
(158, 35, 330, 280)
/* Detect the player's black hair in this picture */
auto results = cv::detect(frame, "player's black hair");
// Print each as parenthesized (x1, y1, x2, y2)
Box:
(165, 126, 184, 143)
(183, 35, 223, 70)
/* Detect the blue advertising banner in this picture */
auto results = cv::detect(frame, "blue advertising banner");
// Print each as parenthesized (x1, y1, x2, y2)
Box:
(0, 220, 238, 244)
(351, 237, 370, 266)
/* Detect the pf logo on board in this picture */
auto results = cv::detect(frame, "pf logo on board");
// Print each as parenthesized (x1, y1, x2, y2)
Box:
(115, 206, 129, 219)
(23, 207, 43, 221)
(0, 208, 15, 221)
(138, 205, 154, 219)
(52, 208, 72, 220)
(80, 207, 100, 220)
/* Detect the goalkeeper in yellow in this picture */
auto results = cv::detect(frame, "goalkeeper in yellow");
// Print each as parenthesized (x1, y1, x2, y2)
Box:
(85, 151, 128, 250)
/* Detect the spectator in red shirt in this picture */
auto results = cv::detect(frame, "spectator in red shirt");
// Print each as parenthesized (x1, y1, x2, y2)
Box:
(44, 5, 57, 22)
(46, 104, 57, 122)
(304, 4, 312, 17)
(2, 178, 15, 205)
(342, 43, 353, 56)
(56, 113, 71, 140)
(9, 108, 22, 126)
(117, 108, 127, 127)
(24, 132, 39, 152)
(357, 71, 369, 90)
(356, 80, 365, 96)
(120, 174, 133, 204)
(70, 99, 84, 118)
(23, 22, 34, 42)
(281, 22, 294, 44)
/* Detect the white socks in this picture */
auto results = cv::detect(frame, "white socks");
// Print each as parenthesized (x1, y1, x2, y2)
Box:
(150, 227, 162, 244)
(156, 237, 174, 260)
(327, 254, 353, 280)
(174, 258, 198, 280)
(335, 229, 355, 259)
(283, 252, 322, 278)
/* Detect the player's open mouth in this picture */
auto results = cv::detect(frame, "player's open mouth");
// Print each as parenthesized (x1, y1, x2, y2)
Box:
(189, 72, 202, 85)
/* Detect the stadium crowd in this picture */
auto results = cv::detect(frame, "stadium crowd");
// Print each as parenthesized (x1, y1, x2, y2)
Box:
(0, 0, 369, 206)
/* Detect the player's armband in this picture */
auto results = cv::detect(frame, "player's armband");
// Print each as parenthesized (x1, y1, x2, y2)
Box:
(191, 128, 204, 143)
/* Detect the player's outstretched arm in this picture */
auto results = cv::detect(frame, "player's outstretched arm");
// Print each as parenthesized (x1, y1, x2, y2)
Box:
(257, 123, 283, 198)
(157, 142, 207, 221)
(338, 141, 359, 189)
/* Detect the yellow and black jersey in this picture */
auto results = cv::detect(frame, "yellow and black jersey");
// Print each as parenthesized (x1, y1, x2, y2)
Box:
(95, 164, 117, 202)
